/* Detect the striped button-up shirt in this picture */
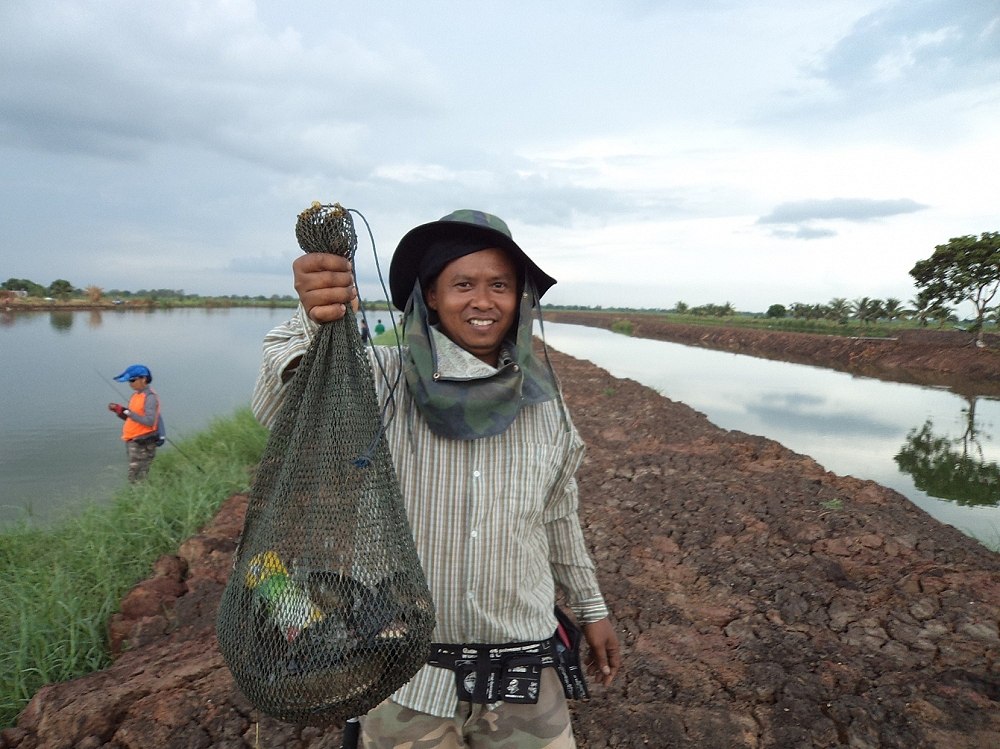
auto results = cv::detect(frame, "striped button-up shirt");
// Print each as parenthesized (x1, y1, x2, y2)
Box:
(250, 306, 609, 717)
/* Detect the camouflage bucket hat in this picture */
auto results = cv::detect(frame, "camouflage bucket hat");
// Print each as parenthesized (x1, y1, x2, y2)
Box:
(388, 209, 557, 310)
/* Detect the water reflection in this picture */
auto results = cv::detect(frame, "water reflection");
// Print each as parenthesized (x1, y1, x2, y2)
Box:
(50, 310, 73, 331)
(744, 391, 900, 438)
(895, 396, 1000, 507)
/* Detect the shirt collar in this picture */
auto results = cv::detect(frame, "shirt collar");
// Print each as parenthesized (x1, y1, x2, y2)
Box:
(428, 325, 514, 381)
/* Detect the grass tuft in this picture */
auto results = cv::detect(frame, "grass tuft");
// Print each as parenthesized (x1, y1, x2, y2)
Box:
(610, 319, 634, 336)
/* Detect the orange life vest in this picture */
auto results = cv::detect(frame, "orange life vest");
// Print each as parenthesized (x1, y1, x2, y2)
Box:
(121, 389, 160, 442)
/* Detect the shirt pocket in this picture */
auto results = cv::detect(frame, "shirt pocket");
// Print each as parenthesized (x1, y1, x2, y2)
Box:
(496, 442, 560, 526)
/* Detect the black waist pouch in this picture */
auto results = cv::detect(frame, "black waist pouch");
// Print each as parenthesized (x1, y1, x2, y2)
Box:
(429, 607, 590, 704)
(553, 606, 589, 700)
(429, 640, 549, 704)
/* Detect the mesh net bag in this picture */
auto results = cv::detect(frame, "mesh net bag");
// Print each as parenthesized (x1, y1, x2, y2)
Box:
(217, 202, 435, 726)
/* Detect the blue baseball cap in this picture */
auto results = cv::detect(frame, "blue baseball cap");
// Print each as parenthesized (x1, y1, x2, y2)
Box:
(114, 364, 152, 383)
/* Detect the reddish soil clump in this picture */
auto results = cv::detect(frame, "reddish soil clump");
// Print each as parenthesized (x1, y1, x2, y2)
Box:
(2, 335, 999, 748)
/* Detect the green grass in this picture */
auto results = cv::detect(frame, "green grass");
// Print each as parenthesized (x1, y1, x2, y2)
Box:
(661, 313, 911, 337)
(0, 408, 268, 729)
(371, 327, 402, 346)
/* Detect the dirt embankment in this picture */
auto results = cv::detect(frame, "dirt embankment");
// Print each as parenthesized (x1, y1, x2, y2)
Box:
(544, 311, 1000, 398)
(2, 340, 999, 748)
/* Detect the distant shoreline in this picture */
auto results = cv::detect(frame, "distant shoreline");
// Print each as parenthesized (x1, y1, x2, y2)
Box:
(9, 301, 999, 395)
(1, 300, 297, 312)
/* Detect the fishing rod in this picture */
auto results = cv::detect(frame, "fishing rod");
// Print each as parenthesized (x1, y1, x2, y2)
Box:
(161, 436, 205, 473)
(93, 368, 206, 473)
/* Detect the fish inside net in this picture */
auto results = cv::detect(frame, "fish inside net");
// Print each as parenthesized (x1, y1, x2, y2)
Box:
(216, 203, 435, 726)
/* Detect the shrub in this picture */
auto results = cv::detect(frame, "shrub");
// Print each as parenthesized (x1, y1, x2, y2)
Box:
(610, 319, 634, 336)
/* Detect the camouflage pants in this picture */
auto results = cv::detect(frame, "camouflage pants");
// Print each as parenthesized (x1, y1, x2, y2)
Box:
(126, 439, 157, 482)
(361, 668, 576, 748)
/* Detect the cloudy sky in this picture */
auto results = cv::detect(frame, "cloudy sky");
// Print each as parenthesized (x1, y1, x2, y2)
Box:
(1, 0, 997, 314)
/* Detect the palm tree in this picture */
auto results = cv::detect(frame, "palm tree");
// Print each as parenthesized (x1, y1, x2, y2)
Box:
(928, 301, 956, 328)
(827, 298, 851, 324)
(869, 298, 886, 322)
(882, 297, 903, 321)
(909, 295, 931, 327)
(854, 297, 886, 325)
(789, 302, 810, 319)
(851, 297, 871, 323)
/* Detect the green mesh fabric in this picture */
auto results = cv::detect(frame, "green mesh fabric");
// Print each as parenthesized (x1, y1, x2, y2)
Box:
(216, 203, 435, 726)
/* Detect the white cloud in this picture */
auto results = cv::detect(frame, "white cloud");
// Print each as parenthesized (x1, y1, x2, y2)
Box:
(0, 0, 997, 315)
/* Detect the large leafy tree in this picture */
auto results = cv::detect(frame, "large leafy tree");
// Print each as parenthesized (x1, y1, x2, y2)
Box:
(3, 277, 46, 296)
(47, 279, 75, 301)
(910, 231, 1000, 346)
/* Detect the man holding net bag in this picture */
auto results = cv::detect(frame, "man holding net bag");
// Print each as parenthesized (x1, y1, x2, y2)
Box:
(252, 209, 621, 747)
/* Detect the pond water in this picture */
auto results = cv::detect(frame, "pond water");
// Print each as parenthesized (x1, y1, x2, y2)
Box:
(2, 309, 998, 547)
(0, 307, 290, 524)
(541, 322, 1000, 548)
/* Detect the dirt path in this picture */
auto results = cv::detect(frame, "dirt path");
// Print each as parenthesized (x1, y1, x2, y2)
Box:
(3, 342, 999, 748)
(556, 348, 999, 748)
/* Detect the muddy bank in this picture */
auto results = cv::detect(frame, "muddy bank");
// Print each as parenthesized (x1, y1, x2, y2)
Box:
(2, 349, 999, 748)
(544, 311, 1000, 398)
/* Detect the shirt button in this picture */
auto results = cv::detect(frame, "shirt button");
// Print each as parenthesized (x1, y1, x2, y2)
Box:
(470, 530, 478, 539)
(472, 470, 481, 478)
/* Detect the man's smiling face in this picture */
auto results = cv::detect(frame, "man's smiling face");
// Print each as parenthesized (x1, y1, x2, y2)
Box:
(426, 247, 519, 366)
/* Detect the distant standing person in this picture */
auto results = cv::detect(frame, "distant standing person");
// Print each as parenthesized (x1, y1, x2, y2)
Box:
(107, 364, 163, 482)
(360, 318, 371, 342)
(374, 318, 385, 336)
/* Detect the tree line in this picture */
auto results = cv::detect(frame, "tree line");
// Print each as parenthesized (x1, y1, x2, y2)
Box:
(767, 232, 999, 345)
(1, 278, 297, 304)
(2, 278, 76, 299)
(5, 232, 997, 342)
(764, 296, 943, 325)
